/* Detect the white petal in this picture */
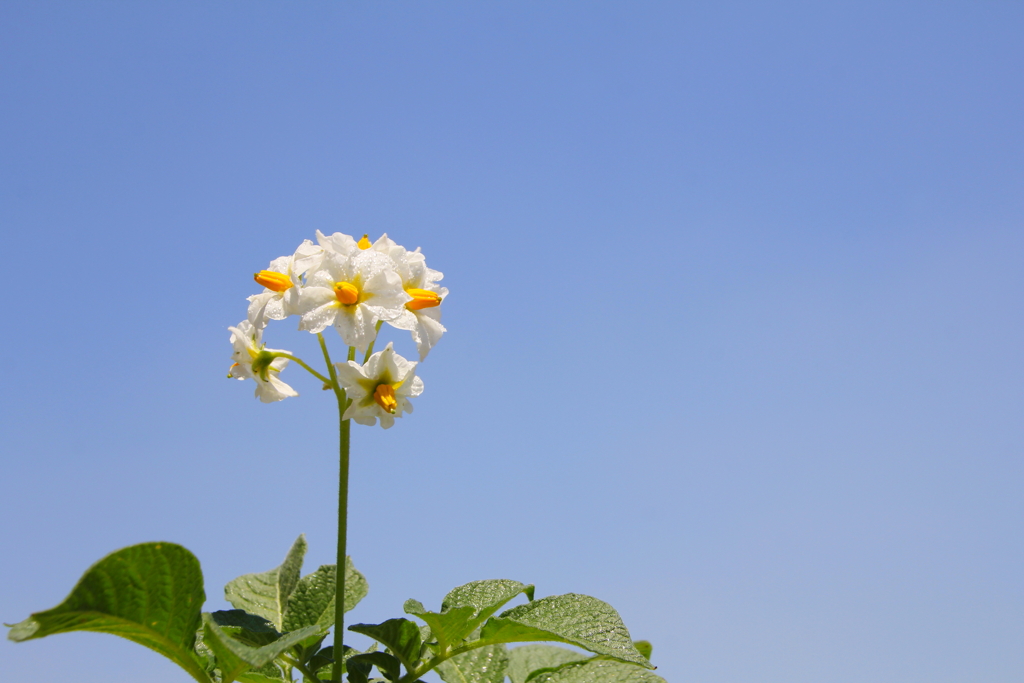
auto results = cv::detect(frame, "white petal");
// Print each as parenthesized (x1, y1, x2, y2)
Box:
(410, 309, 446, 360)
(317, 230, 358, 256)
(405, 375, 424, 398)
(298, 301, 339, 334)
(333, 305, 379, 351)
(334, 361, 369, 395)
(262, 297, 287, 321)
(267, 255, 291, 273)
(295, 286, 336, 315)
(292, 239, 325, 275)
(255, 374, 298, 403)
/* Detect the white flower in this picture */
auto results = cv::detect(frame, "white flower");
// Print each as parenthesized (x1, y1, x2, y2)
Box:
(370, 234, 448, 360)
(334, 342, 423, 429)
(296, 248, 410, 351)
(227, 320, 299, 403)
(247, 240, 325, 328)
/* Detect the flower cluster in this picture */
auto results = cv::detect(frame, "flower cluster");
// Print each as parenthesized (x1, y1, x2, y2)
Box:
(227, 232, 446, 426)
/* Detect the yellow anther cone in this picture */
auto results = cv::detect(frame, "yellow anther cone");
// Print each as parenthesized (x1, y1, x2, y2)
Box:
(254, 270, 293, 292)
(373, 384, 398, 413)
(334, 281, 360, 305)
(405, 288, 442, 310)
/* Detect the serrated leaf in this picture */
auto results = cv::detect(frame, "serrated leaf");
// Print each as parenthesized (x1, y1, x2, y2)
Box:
(507, 645, 588, 683)
(479, 595, 652, 668)
(349, 618, 422, 670)
(527, 659, 665, 683)
(282, 557, 368, 632)
(202, 613, 321, 683)
(437, 644, 508, 683)
(225, 535, 307, 631)
(6, 542, 210, 683)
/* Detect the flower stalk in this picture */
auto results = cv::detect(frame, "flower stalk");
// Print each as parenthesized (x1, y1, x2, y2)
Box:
(319, 333, 351, 683)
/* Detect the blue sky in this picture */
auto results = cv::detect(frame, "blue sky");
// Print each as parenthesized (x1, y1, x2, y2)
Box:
(1, 2, 1022, 682)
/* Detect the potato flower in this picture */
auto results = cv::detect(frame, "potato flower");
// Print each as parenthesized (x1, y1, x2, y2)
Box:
(333, 342, 423, 429)
(370, 234, 447, 360)
(227, 320, 299, 403)
(247, 239, 324, 328)
(296, 249, 409, 351)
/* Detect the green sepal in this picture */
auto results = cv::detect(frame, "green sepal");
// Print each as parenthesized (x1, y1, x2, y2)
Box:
(349, 618, 423, 670)
(225, 535, 307, 631)
(6, 542, 211, 683)
(201, 612, 321, 683)
(479, 594, 652, 668)
(507, 645, 587, 683)
(437, 644, 509, 683)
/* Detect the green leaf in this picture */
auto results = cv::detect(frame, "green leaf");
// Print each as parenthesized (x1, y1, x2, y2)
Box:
(405, 580, 533, 649)
(403, 602, 476, 650)
(347, 652, 402, 682)
(202, 613, 321, 683)
(632, 641, 652, 659)
(6, 542, 210, 683)
(210, 610, 281, 647)
(225, 535, 307, 631)
(442, 580, 534, 621)
(479, 595, 652, 668)
(507, 645, 587, 683)
(282, 557, 368, 632)
(527, 659, 666, 683)
(349, 618, 423, 670)
(437, 644, 509, 683)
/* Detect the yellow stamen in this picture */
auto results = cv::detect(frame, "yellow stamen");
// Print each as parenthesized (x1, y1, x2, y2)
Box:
(254, 270, 293, 293)
(333, 281, 360, 305)
(373, 384, 397, 413)
(357, 234, 372, 250)
(405, 288, 442, 311)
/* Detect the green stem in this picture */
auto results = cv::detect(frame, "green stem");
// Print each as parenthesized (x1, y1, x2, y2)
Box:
(362, 320, 385, 363)
(274, 353, 332, 385)
(318, 333, 350, 683)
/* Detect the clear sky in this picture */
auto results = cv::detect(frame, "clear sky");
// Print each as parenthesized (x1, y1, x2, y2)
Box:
(1, 2, 1022, 682)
